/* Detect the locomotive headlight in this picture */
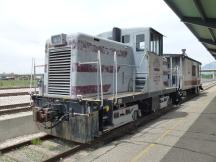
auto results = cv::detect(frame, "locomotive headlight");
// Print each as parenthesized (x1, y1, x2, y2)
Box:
(52, 35, 61, 44)
(103, 105, 110, 112)
(51, 34, 67, 46)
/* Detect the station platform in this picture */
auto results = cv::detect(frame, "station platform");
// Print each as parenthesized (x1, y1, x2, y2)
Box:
(0, 112, 39, 143)
(63, 85, 216, 162)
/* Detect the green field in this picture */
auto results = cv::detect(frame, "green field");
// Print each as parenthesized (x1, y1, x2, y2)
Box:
(0, 79, 37, 89)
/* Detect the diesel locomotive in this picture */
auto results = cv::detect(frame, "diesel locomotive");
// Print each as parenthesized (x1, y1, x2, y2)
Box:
(32, 27, 201, 143)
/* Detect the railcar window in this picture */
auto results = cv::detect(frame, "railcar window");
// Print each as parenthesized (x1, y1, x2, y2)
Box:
(122, 35, 130, 43)
(136, 34, 145, 51)
(197, 66, 200, 77)
(192, 65, 196, 76)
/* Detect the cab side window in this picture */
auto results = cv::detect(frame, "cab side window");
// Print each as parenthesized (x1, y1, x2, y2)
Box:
(136, 34, 145, 51)
(150, 33, 160, 55)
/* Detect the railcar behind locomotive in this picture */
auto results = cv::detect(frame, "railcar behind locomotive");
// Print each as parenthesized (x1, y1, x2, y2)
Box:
(164, 52, 201, 95)
(32, 27, 201, 143)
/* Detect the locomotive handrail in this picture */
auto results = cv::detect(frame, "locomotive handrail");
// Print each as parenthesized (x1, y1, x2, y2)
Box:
(79, 51, 104, 107)
(78, 60, 101, 99)
(114, 51, 118, 102)
(98, 50, 104, 107)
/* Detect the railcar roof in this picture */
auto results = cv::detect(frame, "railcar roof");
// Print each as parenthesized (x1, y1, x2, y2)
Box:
(164, 53, 202, 65)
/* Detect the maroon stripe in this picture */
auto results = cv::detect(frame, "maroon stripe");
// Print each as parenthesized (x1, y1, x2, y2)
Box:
(71, 84, 111, 95)
(72, 63, 120, 73)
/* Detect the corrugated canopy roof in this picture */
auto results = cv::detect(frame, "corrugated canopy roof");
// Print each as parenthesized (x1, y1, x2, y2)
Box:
(164, 0, 216, 59)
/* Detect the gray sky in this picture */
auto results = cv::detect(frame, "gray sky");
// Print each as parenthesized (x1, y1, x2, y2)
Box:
(0, 0, 215, 74)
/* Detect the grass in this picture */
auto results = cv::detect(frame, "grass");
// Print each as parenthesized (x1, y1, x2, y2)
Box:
(31, 138, 42, 145)
(0, 79, 37, 89)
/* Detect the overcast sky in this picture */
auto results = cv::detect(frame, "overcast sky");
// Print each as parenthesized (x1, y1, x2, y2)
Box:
(0, 0, 215, 74)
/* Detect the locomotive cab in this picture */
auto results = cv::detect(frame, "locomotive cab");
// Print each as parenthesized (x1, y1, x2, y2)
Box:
(99, 28, 164, 92)
(98, 27, 163, 55)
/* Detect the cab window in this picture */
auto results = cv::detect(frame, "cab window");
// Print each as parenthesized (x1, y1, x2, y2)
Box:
(150, 33, 161, 55)
(136, 34, 145, 51)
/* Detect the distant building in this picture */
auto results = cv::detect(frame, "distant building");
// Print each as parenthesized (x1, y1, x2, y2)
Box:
(0, 73, 15, 80)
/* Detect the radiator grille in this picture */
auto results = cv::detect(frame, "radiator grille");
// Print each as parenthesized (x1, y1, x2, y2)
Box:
(48, 47, 71, 95)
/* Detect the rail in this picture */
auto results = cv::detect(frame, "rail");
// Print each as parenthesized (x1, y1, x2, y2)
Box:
(0, 135, 53, 154)
(0, 106, 31, 115)
(0, 103, 30, 110)
(0, 92, 30, 97)
(0, 134, 86, 162)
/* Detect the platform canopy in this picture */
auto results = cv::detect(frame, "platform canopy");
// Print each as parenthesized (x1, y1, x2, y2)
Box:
(164, 0, 216, 59)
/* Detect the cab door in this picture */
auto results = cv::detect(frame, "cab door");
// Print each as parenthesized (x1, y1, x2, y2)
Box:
(133, 32, 148, 74)
(133, 31, 149, 91)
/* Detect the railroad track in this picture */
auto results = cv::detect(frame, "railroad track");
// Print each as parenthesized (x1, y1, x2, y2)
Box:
(0, 88, 37, 115)
(0, 103, 31, 115)
(0, 85, 215, 162)
(0, 92, 30, 97)
(0, 106, 32, 115)
(0, 91, 38, 97)
(0, 134, 87, 162)
(0, 87, 37, 90)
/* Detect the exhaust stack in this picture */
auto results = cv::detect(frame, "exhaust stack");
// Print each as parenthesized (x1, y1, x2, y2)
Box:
(112, 27, 121, 42)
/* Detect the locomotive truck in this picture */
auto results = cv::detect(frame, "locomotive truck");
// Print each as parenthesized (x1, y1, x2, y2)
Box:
(32, 27, 201, 143)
